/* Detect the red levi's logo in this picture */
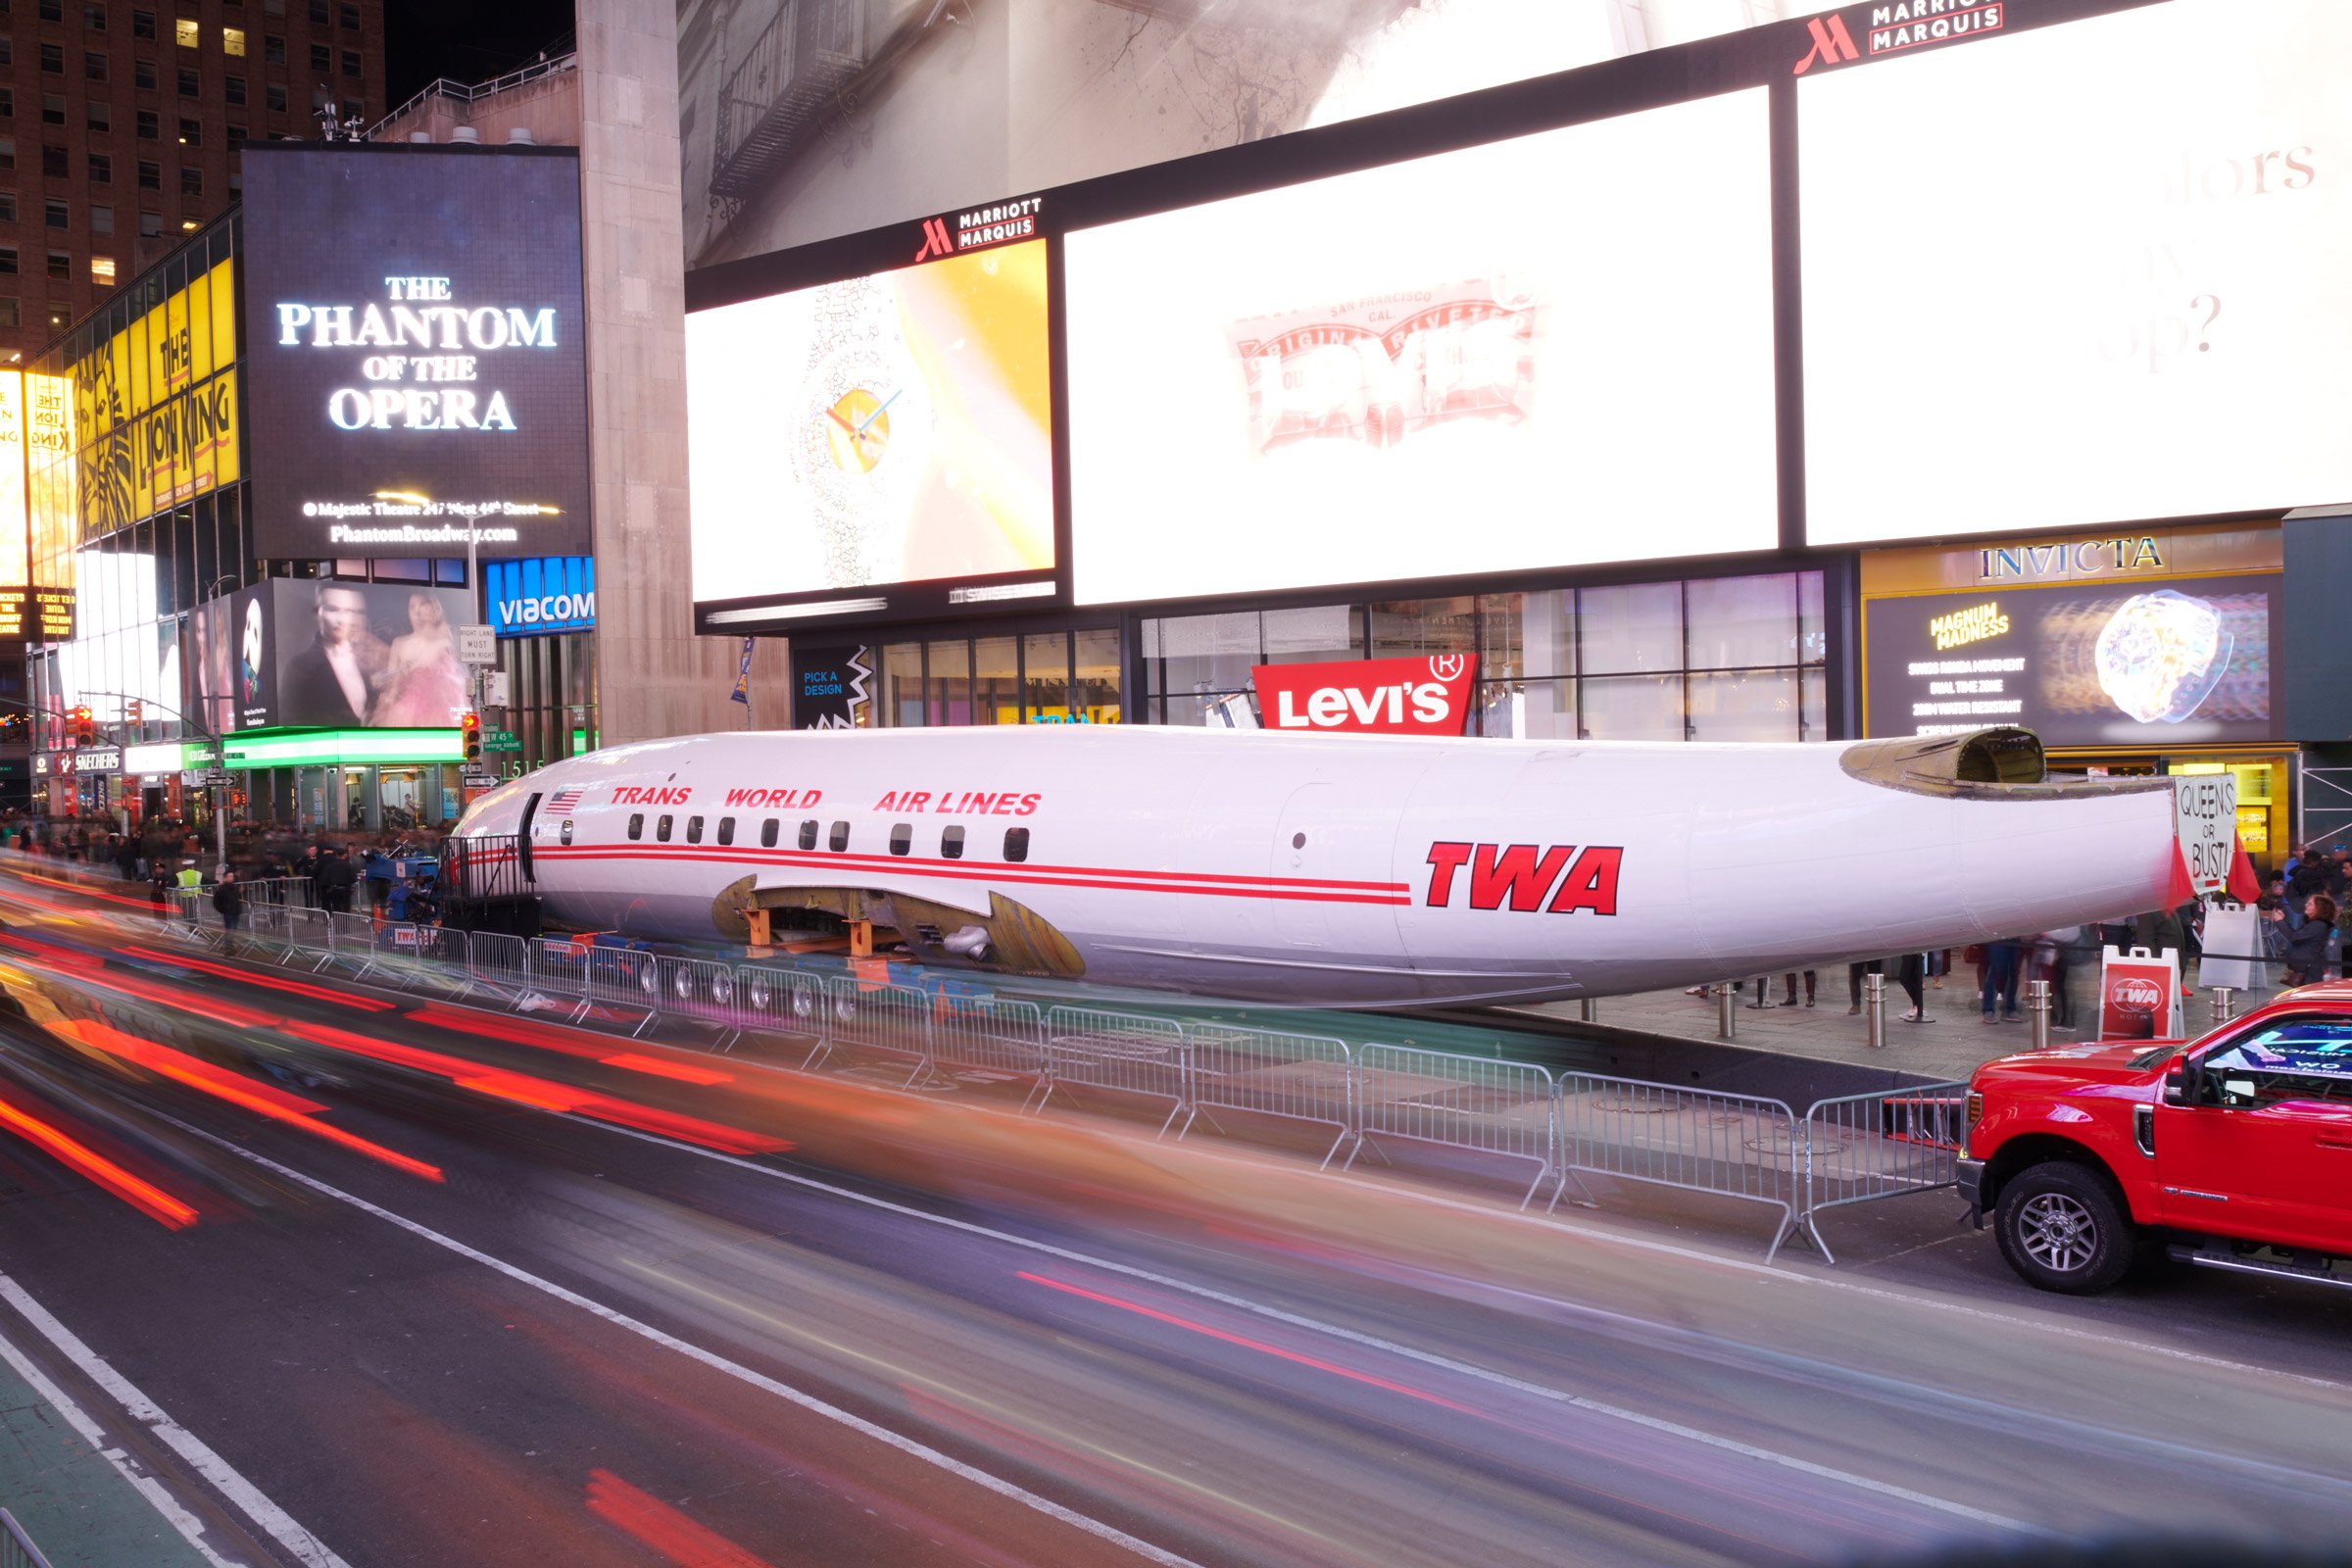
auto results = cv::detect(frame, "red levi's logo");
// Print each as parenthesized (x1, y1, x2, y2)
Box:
(1251, 656, 1477, 737)
(1424, 842, 1623, 915)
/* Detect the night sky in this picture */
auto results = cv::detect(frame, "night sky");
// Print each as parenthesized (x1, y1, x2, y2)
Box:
(384, 0, 582, 109)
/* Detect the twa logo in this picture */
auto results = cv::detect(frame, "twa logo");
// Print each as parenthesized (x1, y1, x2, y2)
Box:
(912, 217, 955, 264)
(1251, 655, 1478, 737)
(1793, 13, 1859, 74)
(2111, 978, 2165, 1011)
(1425, 842, 1624, 916)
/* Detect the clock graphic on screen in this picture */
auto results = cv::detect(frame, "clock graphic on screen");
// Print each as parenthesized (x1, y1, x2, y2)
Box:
(792, 277, 932, 589)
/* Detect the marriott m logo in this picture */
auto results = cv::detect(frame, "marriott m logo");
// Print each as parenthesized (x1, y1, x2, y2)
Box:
(912, 217, 955, 264)
(1792, 13, 1860, 74)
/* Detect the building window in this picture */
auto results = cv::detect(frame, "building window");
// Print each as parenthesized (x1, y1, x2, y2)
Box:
(37, 0, 58, 19)
(226, 122, 243, 146)
(86, 152, 107, 182)
(221, 24, 243, 55)
(137, 208, 158, 235)
(337, 0, 355, 26)
(0, 300, 17, 329)
(827, 820, 849, 852)
(264, 81, 284, 112)
(83, 49, 105, 81)
(83, 101, 107, 130)
(136, 157, 156, 187)
(42, 200, 65, 229)
(136, 109, 156, 138)
(45, 249, 68, 279)
(87, 201, 108, 231)
(0, 196, 12, 221)
(0, 137, 15, 172)
(306, 40, 323, 69)
(176, 66, 196, 94)
(83, 3, 104, 26)
(263, 0, 281, 13)
(87, 254, 110, 282)
(176, 116, 197, 144)
(0, 38, 12, 68)
(39, 144, 64, 177)
(38, 41, 60, 73)
(223, 73, 243, 104)
(0, 248, 16, 273)
(0, 87, 11, 119)
(133, 57, 153, 87)
(178, 166, 197, 196)
(172, 16, 194, 46)
(941, 825, 965, 860)
(1004, 827, 1030, 862)
(263, 32, 281, 63)
(45, 305, 67, 331)
(339, 47, 356, 77)
(40, 93, 63, 125)
(131, 8, 152, 37)
(305, 0, 322, 20)
(626, 812, 642, 841)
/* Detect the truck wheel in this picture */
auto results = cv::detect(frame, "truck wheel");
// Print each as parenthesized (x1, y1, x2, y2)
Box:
(1994, 1162, 2137, 1295)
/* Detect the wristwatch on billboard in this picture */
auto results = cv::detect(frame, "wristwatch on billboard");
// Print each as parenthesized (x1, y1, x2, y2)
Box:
(792, 274, 932, 589)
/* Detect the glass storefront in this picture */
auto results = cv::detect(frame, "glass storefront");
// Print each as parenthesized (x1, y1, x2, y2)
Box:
(1143, 570, 1831, 741)
(870, 625, 1123, 727)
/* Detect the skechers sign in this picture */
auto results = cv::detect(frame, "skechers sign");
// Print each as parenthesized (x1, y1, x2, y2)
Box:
(485, 556, 596, 637)
(1250, 656, 1477, 736)
(239, 143, 592, 561)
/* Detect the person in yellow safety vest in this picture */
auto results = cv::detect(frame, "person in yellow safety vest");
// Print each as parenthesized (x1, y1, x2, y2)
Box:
(174, 860, 205, 898)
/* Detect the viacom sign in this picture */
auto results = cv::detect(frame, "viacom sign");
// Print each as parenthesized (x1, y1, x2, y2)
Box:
(484, 555, 596, 638)
(1250, 656, 1478, 737)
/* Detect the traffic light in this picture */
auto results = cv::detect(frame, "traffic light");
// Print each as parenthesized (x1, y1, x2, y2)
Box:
(124, 698, 142, 725)
(69, 705, 93, 746)
(461, 710, 481, 762)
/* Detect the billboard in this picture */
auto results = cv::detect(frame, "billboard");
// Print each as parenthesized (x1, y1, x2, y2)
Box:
(240, 145, 591, 561)
(686, 239, 1054, 616)
(186, 579, 473, 733)
(1062, 88, 1778, 607)
(0, 370, 76, 642)
(1863, 573, 2280, 749)
(1801, 0, 2352, 544)
(485, 555, 596, 638)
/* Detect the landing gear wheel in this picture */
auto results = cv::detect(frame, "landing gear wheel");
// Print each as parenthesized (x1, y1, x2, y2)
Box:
(1994, 1162, 2136, 1295)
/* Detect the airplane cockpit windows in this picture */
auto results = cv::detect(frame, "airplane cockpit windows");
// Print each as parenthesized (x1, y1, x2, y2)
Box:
(657, 814, 674, 842)
(1004, 827, 1031, 863)
(799, 820, 818, 851)
(560, 819, 574, 847)
(686, 815, 705, 844)
(716, 817, 735, 847)
(627, 813, 644, 841)
(889, 823, 912, 856)
(942, 825, 965, 860)
(828, 820, 850, 852)
(760, 818, 779, 849)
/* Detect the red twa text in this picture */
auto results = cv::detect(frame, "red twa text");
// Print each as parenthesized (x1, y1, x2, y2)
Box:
(1424, 842, 1623, 914)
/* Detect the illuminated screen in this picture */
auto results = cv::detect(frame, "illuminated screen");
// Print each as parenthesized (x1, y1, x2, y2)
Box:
(240, 145, 592, 560)
(1061, 89, 1777, 606)
(187, 579, 473, 733)
(685, 240, 1054, 605)
(1863, 573, 2280, 748)
(1801, 0, 2352, 545)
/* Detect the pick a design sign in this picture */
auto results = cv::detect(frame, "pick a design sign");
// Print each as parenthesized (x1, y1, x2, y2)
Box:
(1251, 656, 1477, 736)
(2097, 945, 2183, 1043)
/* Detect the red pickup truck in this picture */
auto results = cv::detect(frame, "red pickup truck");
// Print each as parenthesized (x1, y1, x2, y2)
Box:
(1959, 983, 2352, 1294)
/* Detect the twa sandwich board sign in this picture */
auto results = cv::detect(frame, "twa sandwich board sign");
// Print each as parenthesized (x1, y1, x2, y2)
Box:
(2097, 945, 2184, 1043)
(1251, 656, 1477, 736)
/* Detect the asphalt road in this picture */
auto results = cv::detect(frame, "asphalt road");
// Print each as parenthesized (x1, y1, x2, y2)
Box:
(0, 868, 2348, 1568)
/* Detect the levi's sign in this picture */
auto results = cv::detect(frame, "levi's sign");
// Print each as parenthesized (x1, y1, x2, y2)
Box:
(1250, 656, 1477, 737)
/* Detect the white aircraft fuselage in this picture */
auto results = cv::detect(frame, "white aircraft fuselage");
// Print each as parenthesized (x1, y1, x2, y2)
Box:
(449, 725, 2183, 1007)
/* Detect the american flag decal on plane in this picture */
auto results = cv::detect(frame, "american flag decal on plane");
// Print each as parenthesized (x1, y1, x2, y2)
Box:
(544, 787, 583, 815)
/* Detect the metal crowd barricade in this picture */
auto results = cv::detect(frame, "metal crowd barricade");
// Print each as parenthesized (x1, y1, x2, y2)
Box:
(1347, 1044, 1562, 1210)
(2, 1506, 58, 1568)
(585, 945, 662, 1035)
(1039, 1005, 1193, 1136)
(818, 974, 936, 1084)
(1556, 1072, 1805, 1259)
(736, 963, 829, 1069)
(1796, 1082, 1971, 1264)
(1181, 1022, 1354, 1167)
(466, 928, 530, 996)
(655, 955, 746, 1049)
(927, 994, 1049, 1087)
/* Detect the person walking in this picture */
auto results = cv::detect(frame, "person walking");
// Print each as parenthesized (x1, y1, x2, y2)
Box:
(1893, 952, 1929, 1021)
(212, 867, 244, 946)
(2270, 894, 2335, 988)
(1981, 937, 2023, 1024)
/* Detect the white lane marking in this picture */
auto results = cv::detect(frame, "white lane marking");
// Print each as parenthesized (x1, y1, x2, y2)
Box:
(559, 1123, 2045, 1536)
(150, 1114, 1205, 1568)
(0, 1272, 346, 1568)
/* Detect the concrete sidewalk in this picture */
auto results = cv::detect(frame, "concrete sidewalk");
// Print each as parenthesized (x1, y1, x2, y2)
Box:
(0, 1331, 216, 1568)
(1521, 958, 2289, 1086)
